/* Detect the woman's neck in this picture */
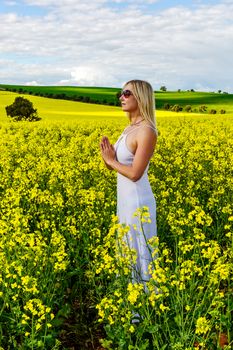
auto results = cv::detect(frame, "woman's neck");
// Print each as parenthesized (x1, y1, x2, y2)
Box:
(129, 112, 144, 126)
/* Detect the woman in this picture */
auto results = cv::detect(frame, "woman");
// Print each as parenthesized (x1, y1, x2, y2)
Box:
(100, 79, 157, 284)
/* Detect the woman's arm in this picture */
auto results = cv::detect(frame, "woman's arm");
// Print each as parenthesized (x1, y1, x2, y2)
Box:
(104, 160, 114, 170)
(102, 128, 157, 181)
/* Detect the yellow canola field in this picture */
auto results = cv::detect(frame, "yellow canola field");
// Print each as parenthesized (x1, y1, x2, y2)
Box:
(0, 91, 232, 349)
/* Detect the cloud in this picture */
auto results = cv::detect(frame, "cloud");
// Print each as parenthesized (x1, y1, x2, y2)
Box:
(1, 1, 233, 92)
(59, 65, 119, 86)
(3, 0, 18, 6)
(25, 80, 40, 85)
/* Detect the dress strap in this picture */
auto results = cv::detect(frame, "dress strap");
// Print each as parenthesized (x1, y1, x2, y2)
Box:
(123, 124, 158, 136)
(144, 124, 158, 136)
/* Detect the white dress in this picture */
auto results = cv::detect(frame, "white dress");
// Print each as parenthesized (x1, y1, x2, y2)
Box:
(114, 126, 157, 283)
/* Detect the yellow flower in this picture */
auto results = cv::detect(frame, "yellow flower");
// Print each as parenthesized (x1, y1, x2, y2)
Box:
(127, 282, 143, 305)
(159, 303, 170, 312)
(129, 325, 135, 333)
(36, 323, 41, 331)
(195, 317, 211, 335)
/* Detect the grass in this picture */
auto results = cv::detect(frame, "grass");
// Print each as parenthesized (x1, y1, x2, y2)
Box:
(156, 91, 233, 113)
(0, 89, 233, 125)
(0, 85, 120, 105)
(1, 84, 233, 114)
(0, 91, 125, 122)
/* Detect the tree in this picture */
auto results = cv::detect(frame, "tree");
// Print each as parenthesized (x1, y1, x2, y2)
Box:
(160, 86, 167, 92)
(184, 105, 192, 112)
(5, 96, 40, 121)
(199, 105, 207, 113)
(164, 103, 170, 110)
(172, 104, 182, 112)
(209, 109, 217, 114)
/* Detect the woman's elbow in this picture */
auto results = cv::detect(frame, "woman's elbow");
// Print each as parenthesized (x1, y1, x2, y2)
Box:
(130, 172, 143, 182)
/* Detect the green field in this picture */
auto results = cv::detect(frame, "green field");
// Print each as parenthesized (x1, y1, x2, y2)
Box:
(0, 91, 125, 122)
(155, 90, 233, 113)
(1, 84, 233, 114)
(0, 85, 120, 105)
(1, 89, 233, 125)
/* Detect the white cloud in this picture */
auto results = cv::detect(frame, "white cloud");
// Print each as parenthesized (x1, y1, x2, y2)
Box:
(25, 80, 40, 85)
(0, 1, 233, 92)
(4, 0, 18, 6)
(59, 65, 119, 86)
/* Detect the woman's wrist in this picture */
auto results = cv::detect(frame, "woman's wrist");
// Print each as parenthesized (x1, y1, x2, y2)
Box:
(107, 158, 117, 168)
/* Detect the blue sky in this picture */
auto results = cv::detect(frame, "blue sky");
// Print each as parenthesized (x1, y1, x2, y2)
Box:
(1, 0, 233, 92)
(0, 0, 222, 15)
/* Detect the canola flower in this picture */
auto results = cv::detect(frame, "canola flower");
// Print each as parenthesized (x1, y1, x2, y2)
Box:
(0, 114, 232, 348)
(195, 317, 211, 335)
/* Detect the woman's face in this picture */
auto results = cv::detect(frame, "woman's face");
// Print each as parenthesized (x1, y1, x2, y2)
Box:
(119, 83, 139, 114)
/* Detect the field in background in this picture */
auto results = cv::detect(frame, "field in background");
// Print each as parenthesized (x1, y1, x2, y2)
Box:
(1, 84, 233, 114)
(1, 90, 233, 125)
(0, 91, 125, 122)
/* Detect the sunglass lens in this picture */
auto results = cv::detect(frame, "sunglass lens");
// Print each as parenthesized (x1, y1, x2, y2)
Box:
(121, 90, 132, 98)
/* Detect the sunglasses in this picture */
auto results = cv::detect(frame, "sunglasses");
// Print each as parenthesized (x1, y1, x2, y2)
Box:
(120, 89, 133, 98)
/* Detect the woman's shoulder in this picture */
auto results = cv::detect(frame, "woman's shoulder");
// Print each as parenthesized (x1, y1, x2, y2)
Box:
(134, 123, 157, 147)
(123, 122, 158, 138)
(140, 122, 158, 137)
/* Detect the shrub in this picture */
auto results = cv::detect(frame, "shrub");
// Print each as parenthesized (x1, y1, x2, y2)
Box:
(209, 109, 217, 114)
(172, 104, 183, 112)
(83, 96, 90, 103)
(116, 91, 121, 99)
(199, 105, 207, 113)
(184, 105, 192, 112)
(5, 96, 41, 121)
(164, 103, 170, 110)
(220, 109, 226, 114)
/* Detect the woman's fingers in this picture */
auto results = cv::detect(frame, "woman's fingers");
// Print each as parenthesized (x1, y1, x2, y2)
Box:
(101, 136, 111, 149)
(100, 136, 107, 150)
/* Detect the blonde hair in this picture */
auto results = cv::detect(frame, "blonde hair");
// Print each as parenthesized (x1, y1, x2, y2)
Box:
(123, 79, 157, 133)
